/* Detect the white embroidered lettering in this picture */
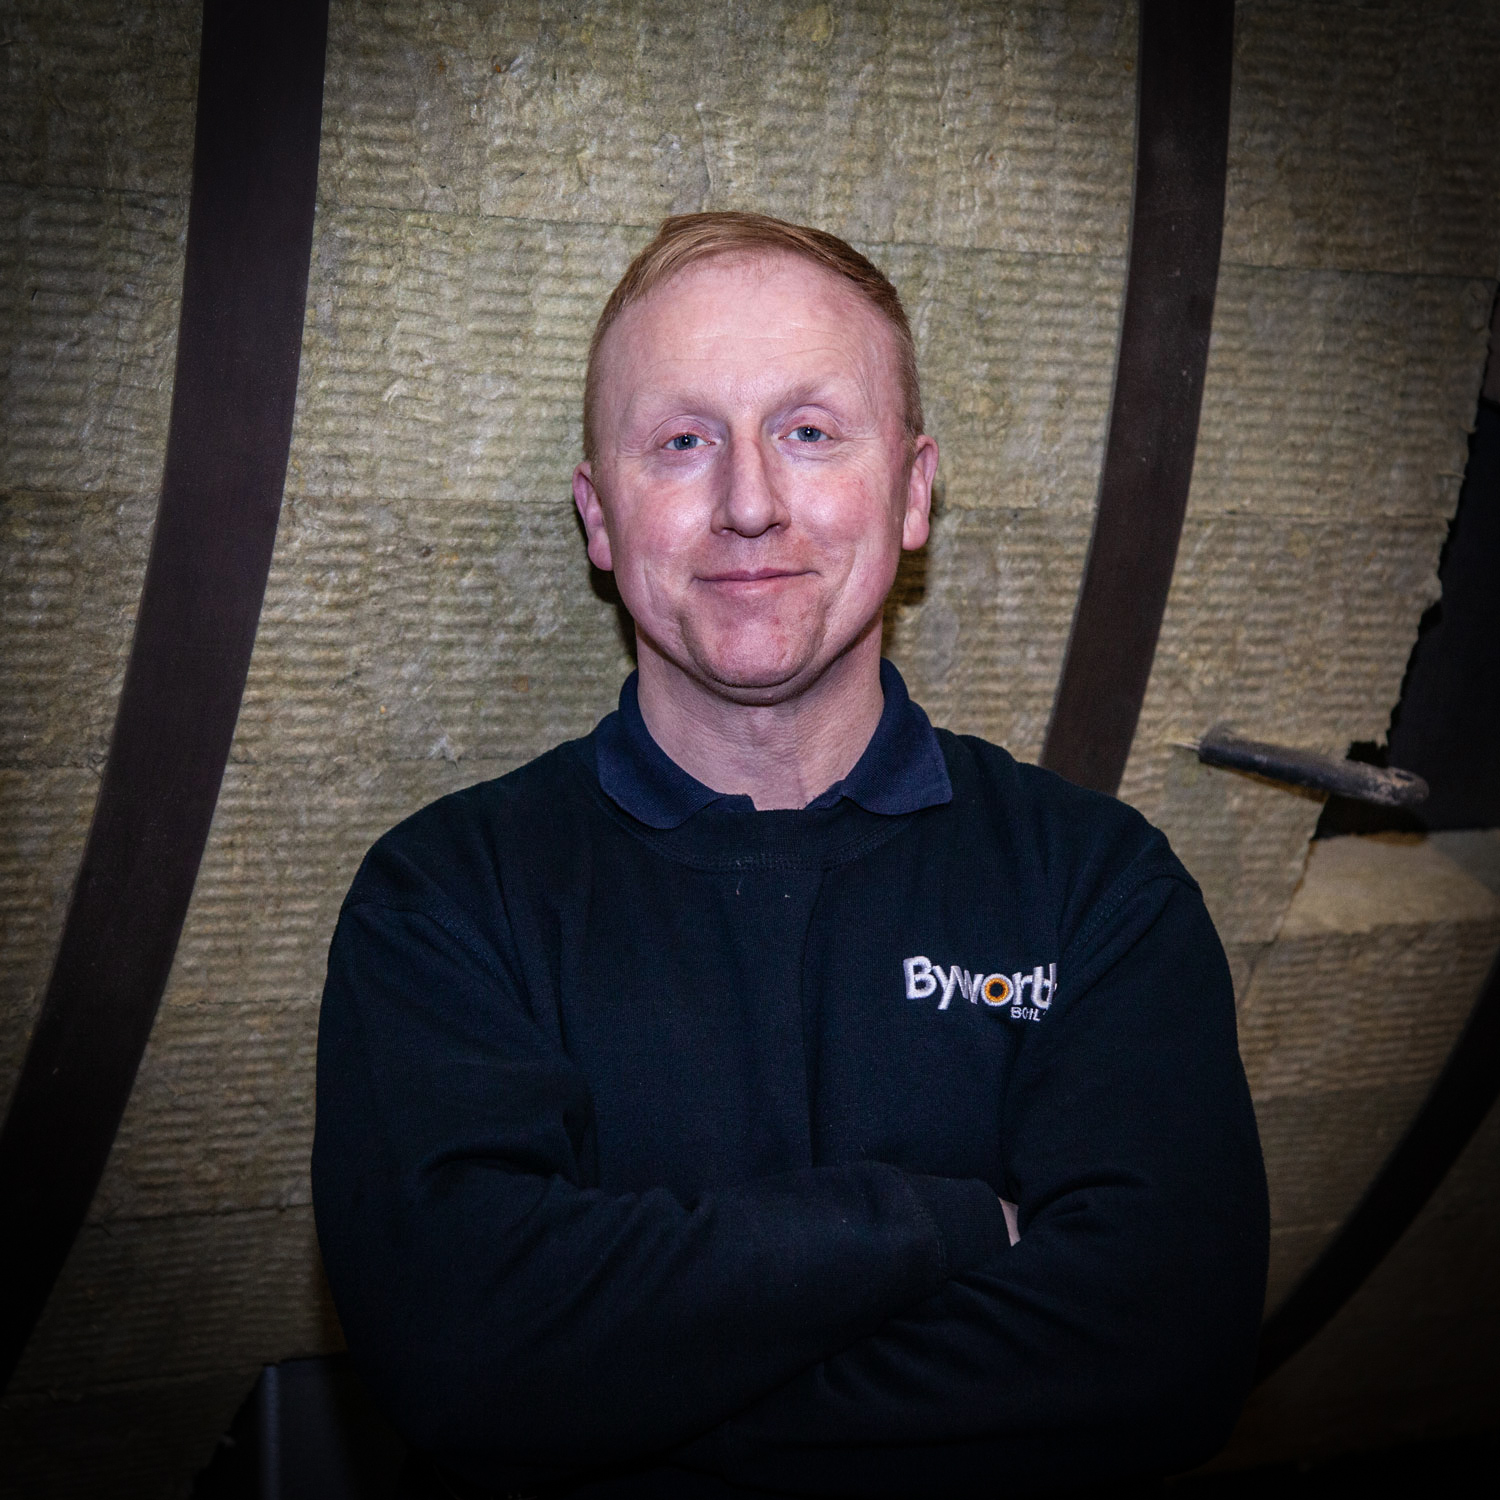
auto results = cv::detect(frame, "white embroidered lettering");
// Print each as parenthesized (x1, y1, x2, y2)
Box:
(902, 958, 1055, 1020)
(980, 973, 1013, 1007)
(933, 964, 963, 1010)
(904, 955, 937, 1000)
(1033, 963, 1056, 1009)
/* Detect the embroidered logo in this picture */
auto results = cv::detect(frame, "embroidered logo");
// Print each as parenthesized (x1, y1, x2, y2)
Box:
(902, 955, 1057, 1022)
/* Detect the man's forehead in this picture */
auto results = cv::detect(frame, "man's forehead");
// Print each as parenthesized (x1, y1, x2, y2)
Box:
(597, 250, 898, 396)
(630, 248, 870, 325)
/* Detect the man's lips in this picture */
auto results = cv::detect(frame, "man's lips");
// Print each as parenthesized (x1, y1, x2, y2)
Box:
(698, 568, 811, 584)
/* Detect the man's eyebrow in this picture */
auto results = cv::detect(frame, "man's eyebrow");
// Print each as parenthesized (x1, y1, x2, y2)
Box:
(770, 376, 863, 411)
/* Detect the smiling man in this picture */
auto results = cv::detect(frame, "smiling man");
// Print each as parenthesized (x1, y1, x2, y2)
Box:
(313, 213, 1269, 1498)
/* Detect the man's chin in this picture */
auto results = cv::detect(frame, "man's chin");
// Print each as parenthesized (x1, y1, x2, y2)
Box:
(639, 620, 874, 707)
(673, 637, 826, 705)
(692, 657, 818, 706)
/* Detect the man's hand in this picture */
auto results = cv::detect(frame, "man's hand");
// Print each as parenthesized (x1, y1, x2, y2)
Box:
(1000, 1197, 1020, 1246)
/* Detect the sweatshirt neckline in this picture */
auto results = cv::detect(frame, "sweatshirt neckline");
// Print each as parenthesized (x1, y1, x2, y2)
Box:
(593, 659, 952, 833)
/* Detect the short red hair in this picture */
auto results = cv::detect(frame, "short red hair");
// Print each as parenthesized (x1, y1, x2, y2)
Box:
(582, 211, 923, 463)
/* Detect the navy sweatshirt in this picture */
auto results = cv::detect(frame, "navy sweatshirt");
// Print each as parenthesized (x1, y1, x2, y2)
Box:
(312, 664, 1269, 1497)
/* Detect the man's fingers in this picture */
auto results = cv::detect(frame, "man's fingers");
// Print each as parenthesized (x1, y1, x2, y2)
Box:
(1000, 1199, 1020, 1247)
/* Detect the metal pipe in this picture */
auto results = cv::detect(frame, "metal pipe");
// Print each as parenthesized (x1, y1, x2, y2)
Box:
(1196, 725, 1429, 808)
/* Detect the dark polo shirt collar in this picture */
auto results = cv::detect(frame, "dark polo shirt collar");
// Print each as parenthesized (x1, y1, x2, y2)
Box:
(594, 659, 952, 830)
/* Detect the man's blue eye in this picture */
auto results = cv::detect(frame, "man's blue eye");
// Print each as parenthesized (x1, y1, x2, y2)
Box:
(792, 425, 826, 442)
(667, 434, 701, 451)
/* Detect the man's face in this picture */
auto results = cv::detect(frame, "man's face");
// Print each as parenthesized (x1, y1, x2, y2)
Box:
(574, 251, 937, 705)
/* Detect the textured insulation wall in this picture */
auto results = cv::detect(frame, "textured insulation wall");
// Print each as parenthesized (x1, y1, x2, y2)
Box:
(2, 1, 1499, 1493)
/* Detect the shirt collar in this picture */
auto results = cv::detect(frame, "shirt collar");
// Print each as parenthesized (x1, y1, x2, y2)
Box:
(594, 659, 952, 830)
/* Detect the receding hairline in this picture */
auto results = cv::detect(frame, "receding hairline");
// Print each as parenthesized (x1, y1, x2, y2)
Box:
(590, 250, 907, 437)
(582, 212, 924, 465)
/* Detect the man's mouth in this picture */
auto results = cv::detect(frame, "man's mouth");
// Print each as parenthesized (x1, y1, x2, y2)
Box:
(699, 568, 809, 584)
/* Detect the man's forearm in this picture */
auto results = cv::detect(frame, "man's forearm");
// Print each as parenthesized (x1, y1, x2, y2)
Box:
(314, 900, 1010, 1489)
(675, 1185, 1260, 1496)
(318, 1149, 1007, 1488)
(678, 879, 1267, 1495)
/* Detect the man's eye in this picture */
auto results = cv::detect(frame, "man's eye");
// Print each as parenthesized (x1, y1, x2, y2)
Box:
(790, 425, 827, 443)
(666, 433, 703, 451)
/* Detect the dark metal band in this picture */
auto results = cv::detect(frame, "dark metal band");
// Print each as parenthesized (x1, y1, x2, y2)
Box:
(1040, 0, 1236, 795)
(1257, 950, 1500, 1381)
(0, 0, 329, 1389)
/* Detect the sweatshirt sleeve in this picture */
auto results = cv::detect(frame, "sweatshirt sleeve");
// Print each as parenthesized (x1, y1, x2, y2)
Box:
(311, 858, 1009, 1492)
(674, 869, 1270, 1496)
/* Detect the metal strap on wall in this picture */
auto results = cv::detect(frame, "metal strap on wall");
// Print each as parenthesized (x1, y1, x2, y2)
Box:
(0, 0, 329, 1390)
(1250, 289, 1500, 1383)
(1256, 933, 1500, 1382)
(1040, 0, 1236, 795)
(1041, 0, 1500, 1392)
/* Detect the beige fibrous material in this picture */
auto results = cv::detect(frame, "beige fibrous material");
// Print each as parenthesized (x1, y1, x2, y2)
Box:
(2, 0, 1499, 1487)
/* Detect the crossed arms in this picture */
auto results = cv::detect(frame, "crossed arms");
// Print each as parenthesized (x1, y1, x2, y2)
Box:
(313, 858, 1268, 1496)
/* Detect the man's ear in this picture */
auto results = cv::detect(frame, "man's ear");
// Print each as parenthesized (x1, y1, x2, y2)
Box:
(901, 434, 938, 552)
(573, 462, 615, 572)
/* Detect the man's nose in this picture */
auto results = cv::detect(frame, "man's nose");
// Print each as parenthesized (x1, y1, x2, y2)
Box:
(713, 434, 787, 539)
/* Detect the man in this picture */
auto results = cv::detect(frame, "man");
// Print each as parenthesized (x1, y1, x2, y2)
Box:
(313, 211, 1268, 1498)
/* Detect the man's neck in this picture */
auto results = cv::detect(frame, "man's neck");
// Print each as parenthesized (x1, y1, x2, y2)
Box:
(634, 636, 886, 811)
